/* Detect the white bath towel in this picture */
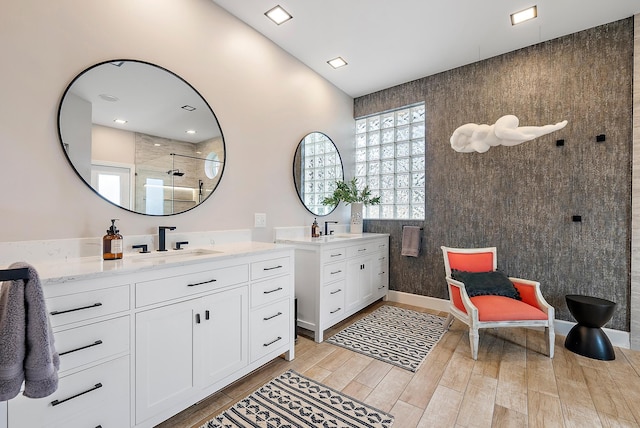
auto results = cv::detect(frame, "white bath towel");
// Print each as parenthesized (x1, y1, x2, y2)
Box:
(401, 226, 422, 257)
(0, 262, 59, 400)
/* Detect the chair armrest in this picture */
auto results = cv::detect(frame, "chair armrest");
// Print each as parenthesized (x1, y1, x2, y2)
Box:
(509, 277, 554, 318)
(445, 276, 478, 318)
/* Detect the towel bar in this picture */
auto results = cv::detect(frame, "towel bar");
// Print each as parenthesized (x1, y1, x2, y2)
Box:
(0, 267, 30, 282)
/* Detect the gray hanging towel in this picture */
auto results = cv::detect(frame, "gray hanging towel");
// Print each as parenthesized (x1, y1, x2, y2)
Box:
(401, 226, 422, 257)
(0, 262, 59, 400)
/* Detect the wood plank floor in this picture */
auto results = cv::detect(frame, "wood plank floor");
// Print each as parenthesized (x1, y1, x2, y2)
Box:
(156, 301, 640, 428)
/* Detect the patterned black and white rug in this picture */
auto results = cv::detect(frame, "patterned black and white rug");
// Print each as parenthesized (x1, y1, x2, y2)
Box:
(201, 370, 394, 428)
(326, 305, 448, 372)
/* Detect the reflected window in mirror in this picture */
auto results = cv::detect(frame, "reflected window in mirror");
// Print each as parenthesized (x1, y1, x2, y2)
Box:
(293, 132, 344, 216)
(58, 60, 225, 216)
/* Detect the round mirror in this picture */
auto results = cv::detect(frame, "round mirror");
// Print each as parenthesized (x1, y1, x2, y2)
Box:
(293, 132, 344, 216)
(57, 60, 225, 215)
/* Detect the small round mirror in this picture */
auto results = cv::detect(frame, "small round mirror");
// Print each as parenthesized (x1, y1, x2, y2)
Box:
(57, 60, 225, 215)
(293, 132, 344, 216)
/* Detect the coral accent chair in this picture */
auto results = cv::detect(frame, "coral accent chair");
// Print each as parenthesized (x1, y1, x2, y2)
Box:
(441, 246, 555, 360)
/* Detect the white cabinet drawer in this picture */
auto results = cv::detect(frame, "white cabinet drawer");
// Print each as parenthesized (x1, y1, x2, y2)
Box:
(8, 355, 129, 428)
(251, 256, 290, 281)
(346, 242, 375, 258)
(55, 316, 129, 373)
(250, 299, 290, 362)
(47, 285, 130, 328)
(322, 281, 345, 322)
(322, 261, 346, 285)
(251, 275, 291, 308)
(323, 247, 346, 261)
(136, 264, 248, 307)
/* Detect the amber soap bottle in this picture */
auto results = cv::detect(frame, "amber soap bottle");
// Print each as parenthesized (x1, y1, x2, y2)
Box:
(103, 219, 123, 260)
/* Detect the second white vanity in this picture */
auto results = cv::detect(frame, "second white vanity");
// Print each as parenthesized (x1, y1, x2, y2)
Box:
(277, 233, 389, 342)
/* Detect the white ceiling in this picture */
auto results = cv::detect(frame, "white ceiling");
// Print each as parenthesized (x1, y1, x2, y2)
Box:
(211, 0, 640, 98)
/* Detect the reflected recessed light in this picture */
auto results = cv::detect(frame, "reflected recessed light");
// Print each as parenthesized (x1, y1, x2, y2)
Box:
(265, 5, 292, 25)
(181, 105, 196, 111)
(110, 61, 124, 67)
(113, 119, 127, 124)
(154, 143, 162, 147)
(99, 94, 119, 102)
(186, 130, 197, 134)
(511, 5, 537, 25)
(327, 57, 348, 69)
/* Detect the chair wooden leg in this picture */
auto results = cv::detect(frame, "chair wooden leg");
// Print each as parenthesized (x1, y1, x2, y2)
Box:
(445, 313, 454, 330)
(547, 326, 555, 358)
(469, 328, 479, 360)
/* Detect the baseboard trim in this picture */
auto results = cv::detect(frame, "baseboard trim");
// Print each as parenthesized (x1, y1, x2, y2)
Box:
(386, 290, 631, 349)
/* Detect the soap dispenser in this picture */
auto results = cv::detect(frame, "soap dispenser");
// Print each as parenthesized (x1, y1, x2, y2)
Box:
(311, 218, 320, 238)
(103, 219, 123, 260)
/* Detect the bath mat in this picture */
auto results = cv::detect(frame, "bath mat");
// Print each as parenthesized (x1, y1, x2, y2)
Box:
(200, 369, 394, 427)
(326, 305, 447, 372)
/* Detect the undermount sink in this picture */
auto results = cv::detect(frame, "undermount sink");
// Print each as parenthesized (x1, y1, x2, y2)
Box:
(130, 248, 223, 262)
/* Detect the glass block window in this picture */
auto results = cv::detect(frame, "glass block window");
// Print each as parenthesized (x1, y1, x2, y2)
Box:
(355, 103, 425, 219)
(299, 132, 343, 215)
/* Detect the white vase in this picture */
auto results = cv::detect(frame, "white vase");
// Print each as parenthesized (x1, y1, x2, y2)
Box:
(350, 202, 363, 234)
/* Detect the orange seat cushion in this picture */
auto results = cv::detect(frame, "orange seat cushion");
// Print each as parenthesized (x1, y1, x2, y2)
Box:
(470, 295, 548, 322)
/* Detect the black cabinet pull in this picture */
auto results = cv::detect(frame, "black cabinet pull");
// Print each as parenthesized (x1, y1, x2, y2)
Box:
(96, 426, 103, 428)
(263, 287, 283, 294)
(50, 303, 102, 316)
(263, 312, 282, 321)
(330, 270, 342, 275)
(59, 340, 103, 356)
(263, 336, 282, 347)
(330, 307, 341, 314)
(205, 310, 210, 320)
(263, 265, 283, 271)
(358, 248, 367, 252)
(51, 383, 102, 406)
(195, 313, 201, 324)
(187, 278, 217, 287)
(330, 289, 342, 295)
(330, 253, 343, 257)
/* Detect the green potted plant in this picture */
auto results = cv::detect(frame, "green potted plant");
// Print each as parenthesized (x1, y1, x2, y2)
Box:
(322, 178, 380, 234)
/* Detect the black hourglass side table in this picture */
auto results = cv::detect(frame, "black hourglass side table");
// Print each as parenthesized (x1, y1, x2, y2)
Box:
(564, 294, 616, 360)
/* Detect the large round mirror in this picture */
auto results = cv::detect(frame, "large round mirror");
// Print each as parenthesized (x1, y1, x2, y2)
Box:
(293, 132, 344, 216)
(58, 60, 225, 215)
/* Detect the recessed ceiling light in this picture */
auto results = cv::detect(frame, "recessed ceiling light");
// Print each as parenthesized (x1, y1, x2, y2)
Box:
(265, 5, 292, 25)
(511, 6, 537, 25)
(113, 119, 127, 124)
(181, 105, 196, 111)
(99, 94, 119, 102)
(186, 130, 197, 134)
(327, 57, 348, 69)
(110, 61, 124, 67)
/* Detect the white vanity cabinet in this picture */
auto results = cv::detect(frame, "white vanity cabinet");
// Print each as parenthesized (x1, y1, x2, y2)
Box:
(7, 275, 132, 428)
(278, 234, 389, 342)
(4, 242, 294, 428)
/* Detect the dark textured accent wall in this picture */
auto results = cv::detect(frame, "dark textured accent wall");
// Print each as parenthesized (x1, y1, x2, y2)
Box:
(358, 19, 633, 331)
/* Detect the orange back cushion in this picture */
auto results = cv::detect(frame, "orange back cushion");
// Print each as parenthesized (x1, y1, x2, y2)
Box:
(447, 251, 494, 273)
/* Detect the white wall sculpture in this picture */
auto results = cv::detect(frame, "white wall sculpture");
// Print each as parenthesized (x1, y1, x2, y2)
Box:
(450, 115, 568, 153)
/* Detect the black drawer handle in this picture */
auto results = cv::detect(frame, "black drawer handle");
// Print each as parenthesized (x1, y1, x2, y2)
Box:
(263, 265, 283, 271)
(263, 312, 283, 321)
(263, 287, 283, 294)
(195, 313, 201, 324)
(50, 303, 102, 316)
(330, 307, 341, 314)
(187, 278, 217, 287)
(330, 253, 343, 257)
(59, 340, 103, 356)
(330, 270, 342, 275)
(378, 285, 386, 290)
(263, 336, 282, 347)
(205, 310, 210, 320)
(358, 248, 367, 252)
(51, 383, 102, 407)
(330, 289, 342, 295)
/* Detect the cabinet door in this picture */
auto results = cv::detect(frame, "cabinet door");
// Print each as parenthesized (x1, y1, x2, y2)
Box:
(346, 255, 373, 312)
(135, 300, 196, 425)
(195, 286, 248, 388)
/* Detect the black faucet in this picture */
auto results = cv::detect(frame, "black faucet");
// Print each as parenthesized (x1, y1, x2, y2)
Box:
(174, 241, 189, 250)
(158, 226, 176, 251)
(132, 244, 150, 253)
(325, 221, 338, 236)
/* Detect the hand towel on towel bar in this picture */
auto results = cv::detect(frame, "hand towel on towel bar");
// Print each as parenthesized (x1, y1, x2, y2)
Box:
(401, 226, 421, 257)
(0, 262, 59, 400)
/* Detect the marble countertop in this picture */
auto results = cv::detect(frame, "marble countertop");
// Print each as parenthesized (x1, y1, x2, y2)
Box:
(276, 232, 389, 246)
(30, 241, 292, 284)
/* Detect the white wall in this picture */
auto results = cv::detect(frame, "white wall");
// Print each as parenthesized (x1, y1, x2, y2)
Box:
(0, 0, 354, 243)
